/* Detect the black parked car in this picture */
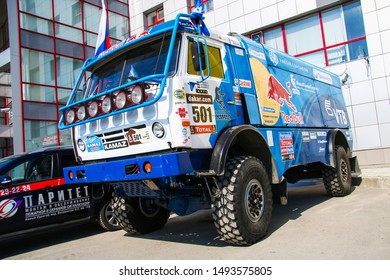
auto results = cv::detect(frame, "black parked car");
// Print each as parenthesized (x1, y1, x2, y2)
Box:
(0, 146, 121, 238)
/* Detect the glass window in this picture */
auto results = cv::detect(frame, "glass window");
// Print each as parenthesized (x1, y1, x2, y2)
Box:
(55, 24, 83, 43)
(58, 88, 72, 104)
(22, 49, 55, 86)
(2, 155, 53, 184)
(83, 3, 101, 33)
(248, 0, 367, 67)
(24, 120, 58, 152)
(145, 7, 164, 28)
(344, 1, 366, 40)
(326, 45, 347, 65)
(263, 27, 284, 51)
(108, 0, 129, 16)
(84, 31, 98, 47)
(55, 38, 84, 59)
(59, 127, 72, 146)
(20, 30, 54, 53)
(188, 42, 224, 79)
(108, 12, 129, 40)
(81, 34, 180, 99)
(322, 7, 346, 46)
(19, 0, 52, 19)
(23, 102, 57, 121)
(54, 0, 81, 28)
(297, 50, 326, 67)
(23, 84, 56, 103)
(285, 15, 322, 55)
(56, 56, 83, 88)
(20, 13, 53, 36)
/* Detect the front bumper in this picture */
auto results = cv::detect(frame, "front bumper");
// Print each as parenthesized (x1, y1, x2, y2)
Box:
(64, 151, 194, 184)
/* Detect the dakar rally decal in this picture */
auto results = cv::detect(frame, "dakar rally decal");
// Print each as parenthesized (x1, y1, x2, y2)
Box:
(279, 131, 295, 162)
(23, 185, 90, 221)
(126, 126, 152, 145)
(249, 57, 304, 126)
(0, 198, 22, 220)
(187, 91, 216, 134)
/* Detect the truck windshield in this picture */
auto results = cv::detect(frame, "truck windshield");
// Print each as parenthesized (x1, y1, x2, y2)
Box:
(75, 34, 180, 101)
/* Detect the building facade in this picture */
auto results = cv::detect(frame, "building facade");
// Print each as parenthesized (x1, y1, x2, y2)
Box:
(1, 0, 389, 166)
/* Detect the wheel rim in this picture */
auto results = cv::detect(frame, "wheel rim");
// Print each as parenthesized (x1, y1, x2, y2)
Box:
(138, 198, 160, 218)
(340, 158, 349, 183)
(105, 203, 120, 227)
(245, 179, 265, 223)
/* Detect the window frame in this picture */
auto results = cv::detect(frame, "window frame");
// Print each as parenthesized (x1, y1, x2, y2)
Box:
(145, 7, 164, 28)
(249, 0, 367, 67)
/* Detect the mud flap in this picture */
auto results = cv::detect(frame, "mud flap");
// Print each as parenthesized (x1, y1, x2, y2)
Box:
(272, 179, 288, 205)
(350, 156, 362, 186)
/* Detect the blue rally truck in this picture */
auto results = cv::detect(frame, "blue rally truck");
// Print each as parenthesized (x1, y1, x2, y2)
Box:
(58, 13, 360, 245)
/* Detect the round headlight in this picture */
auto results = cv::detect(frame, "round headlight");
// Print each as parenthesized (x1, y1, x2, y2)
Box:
(114, 91, 127, 110)
(65, 109, 76, 124)
(130, 86, 143, 104)
(101, 96, 112, 114)
(77, 139, 86, 152)
(77, 106, 86, 121)
(87, 101, 99, 118)
(152, 122, 165, 138)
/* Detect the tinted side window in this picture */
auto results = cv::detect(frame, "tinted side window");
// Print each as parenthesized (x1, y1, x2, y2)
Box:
(188, 43, 224, 79)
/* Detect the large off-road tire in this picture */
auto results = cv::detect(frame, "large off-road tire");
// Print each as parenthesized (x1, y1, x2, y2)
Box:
(112, 194, 170, 234)
(97, 199, 122, 231)
(322, 146, 352, 197)
(212, 156, 273, 246)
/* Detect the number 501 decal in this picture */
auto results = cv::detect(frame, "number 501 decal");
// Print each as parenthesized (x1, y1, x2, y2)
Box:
(192, 106, 213, 123)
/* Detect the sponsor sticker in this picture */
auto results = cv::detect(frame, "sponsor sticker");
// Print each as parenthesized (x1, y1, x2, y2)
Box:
(302, 131, 310, 142)
(127, 127, 152, 145)
(0, 198, 22, 220)
(86, 136, 104, 152)
(279, 131, 295, 161)
(174, 89, 186, 100)
(190, 125, 216, 134)
(104, 140, 129, 151)
(187, 94, 213, 104)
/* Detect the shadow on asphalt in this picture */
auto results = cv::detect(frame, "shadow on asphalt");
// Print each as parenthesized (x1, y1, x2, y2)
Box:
(0, 183, 343, 257)
(0, 222, 105, 259)
(123, 183, 334, 247)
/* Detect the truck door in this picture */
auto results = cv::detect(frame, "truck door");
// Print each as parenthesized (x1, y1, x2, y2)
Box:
(183, 37, 237, 148)
(225, 43, 259, 124)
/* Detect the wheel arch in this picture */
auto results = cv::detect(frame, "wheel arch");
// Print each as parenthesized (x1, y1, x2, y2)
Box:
(327, 129, 351, 168)
(210, 125, 279, 184)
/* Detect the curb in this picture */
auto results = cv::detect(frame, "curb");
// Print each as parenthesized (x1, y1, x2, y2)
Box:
(360, 176, 390, 189)
(360, 167, 390, 188)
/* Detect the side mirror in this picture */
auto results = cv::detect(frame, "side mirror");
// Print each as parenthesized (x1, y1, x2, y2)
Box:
(190, 41, 206, 72)
(0, 176, 12, 187)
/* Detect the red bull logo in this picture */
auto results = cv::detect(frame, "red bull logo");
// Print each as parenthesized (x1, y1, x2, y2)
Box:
(267, 75, 297, 112)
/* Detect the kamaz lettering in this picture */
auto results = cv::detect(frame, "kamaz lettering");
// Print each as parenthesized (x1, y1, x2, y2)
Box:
(59, 12, 360, 246)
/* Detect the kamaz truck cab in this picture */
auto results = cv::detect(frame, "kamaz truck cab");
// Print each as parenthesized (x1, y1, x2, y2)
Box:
(58, 13, 360, 245)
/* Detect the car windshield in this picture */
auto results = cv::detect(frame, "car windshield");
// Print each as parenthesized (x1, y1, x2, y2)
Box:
(71, 34, 181, 102)
(0, 154, 26, 170)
